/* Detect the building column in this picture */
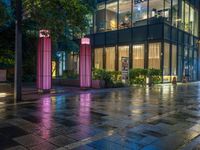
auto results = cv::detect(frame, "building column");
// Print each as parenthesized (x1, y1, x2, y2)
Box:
(37, 30, 52, 92)
(80, 38, 92, 88)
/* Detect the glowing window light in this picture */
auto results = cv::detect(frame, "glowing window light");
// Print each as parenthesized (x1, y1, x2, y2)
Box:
(0, 93, 7, 98)
(52, 61, 56, 78)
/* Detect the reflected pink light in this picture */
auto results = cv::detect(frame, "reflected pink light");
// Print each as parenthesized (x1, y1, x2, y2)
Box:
(80, 38, 91, 88)
(78, 93, 91, 125)
(39, 97, 52, 139)
(37, 30, 52, 90)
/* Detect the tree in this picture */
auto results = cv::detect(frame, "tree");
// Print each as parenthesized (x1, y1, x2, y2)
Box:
(23, 0, 95, 40)
(0, 1, 8, 27)
(0, 0, 96, 82)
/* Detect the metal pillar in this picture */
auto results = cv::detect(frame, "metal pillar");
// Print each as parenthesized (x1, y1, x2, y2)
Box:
(14, 0, 22, 101)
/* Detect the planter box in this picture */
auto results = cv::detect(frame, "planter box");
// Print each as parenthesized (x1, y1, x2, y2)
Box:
(53, 79, 80, 87)
(92, 80, 105, 88)
(0, 70, 6, 82)
(53, 79, 106, 88)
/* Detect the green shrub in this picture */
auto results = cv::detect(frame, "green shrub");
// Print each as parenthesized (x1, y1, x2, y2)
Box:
(129, 68, 162, 85)
(108, 71, 122, 83)
(148, 68, 162, 77)
(148, 69, 162, 84)
(93, 69, 125, 88)
(92, 68, 113, 87)
(129, 68, 148, 85)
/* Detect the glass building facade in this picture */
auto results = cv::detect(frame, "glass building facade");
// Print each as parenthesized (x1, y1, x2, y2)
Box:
(89, 0, 200, 82)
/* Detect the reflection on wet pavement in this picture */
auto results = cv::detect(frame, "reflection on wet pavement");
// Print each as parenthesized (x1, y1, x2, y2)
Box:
(1, 83, 200, 149)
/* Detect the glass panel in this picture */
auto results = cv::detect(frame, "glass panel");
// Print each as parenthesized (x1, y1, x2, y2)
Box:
(178, 45, 183, 81)
(119, 0, 132, 29)
(95, 2, 106, 33)
(118, 46, 129, 71)
(194, 51, 197, 80)
(185, 2, 189, 32)
(94, 48, 103, 69)
(180, 0, 185, 30)
(194, 9, 199, 36)
(189, 49, 193, 80)
(172, 0, 178, 27)
(190, 6, 194, 34)
(105, 47, 115, 71)
(132, 0, 147, 27)
(106, 0, 118, 31)
(149, 0, 164, 19)
(132, 44, 144, 69)
(148, 43, 161, 69)
(164, 0, 171, 22)
(172, 45, 177, 76)
(163, 43, 170, 76)
(183, 47, 189, 78)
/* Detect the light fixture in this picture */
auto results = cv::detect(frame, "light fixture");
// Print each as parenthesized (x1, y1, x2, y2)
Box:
(0, 93, 7, 98)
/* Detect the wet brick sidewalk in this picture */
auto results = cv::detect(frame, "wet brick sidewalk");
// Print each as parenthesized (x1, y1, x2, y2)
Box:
(1, 83, 200, 149)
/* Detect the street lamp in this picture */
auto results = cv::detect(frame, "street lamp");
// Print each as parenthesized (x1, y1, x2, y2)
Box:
(14, 0, 22, 101)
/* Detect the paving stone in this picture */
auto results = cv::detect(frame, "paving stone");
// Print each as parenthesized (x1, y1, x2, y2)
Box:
(30, 141, 58, 150)
(13, 134, 46, 147)
(2, 83, 200, 149)
(5, 145, 27, 150)
(48, 135, 76, 147)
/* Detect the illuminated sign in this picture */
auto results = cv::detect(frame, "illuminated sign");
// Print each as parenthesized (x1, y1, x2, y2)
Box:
(81, 38, 90, 45)
(39, 30, 50, 38)
(80, 39, 92, 88)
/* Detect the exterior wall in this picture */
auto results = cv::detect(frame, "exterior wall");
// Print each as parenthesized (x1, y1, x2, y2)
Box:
(89, 0, 200, 82)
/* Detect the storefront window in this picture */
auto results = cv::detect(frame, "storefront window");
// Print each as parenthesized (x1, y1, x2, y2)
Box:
(183, 47, 189, 77)
(193, 50, 197, 80)
(185, 2, 189, 32)
(164, 0, 171, 22)
(118, 46, 129, 71)
(172, 45, 177, 76)
(132, 44, 144, 68)
(148, 43, 161, 69)
(132, 0, 147, 27)
(105, 47, 116, 71)
(95, 2, 106, 33)
(178, 45, 183, 81)
(190, 6, 194, 34)
(172, 0, 178, 27)
(119, 0, 132, 29)
(106, 0, 118, 31)
(163, 43, 170, 76)
(163, 43, 170, 82)
(94, 48, 103, 69)
(194, 9, 199, 36)
(180, 0, 185, 30)
(149, 0, 164, 21)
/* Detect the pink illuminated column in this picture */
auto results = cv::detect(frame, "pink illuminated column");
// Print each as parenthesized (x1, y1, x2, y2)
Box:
(37, 30, 52, 91)
(80, 38, 92, 88)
